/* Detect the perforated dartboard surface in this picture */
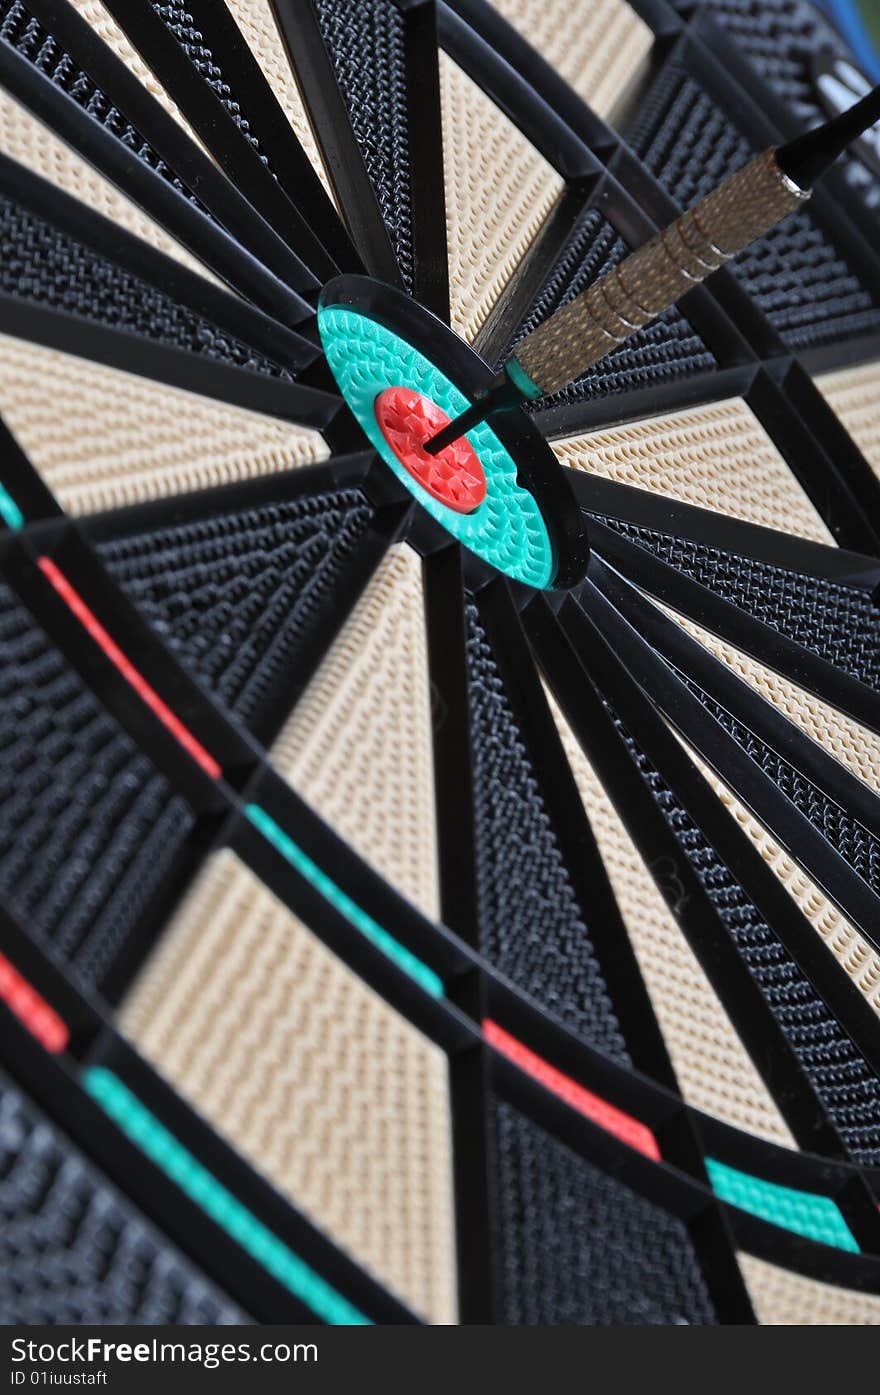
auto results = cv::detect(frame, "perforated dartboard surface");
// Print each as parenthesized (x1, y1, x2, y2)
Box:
(1, 0, 880, 1328)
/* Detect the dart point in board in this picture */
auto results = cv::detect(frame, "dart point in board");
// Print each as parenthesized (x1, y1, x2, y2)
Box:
(425, 80, 880, 456)
(373, 387, 487, 513)
(318, 83, 879, 590)
(316, 277, 589, 590)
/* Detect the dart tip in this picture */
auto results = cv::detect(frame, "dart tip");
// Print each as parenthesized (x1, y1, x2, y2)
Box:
(424, 369, 532, 455)
(424, 403, 491, 455)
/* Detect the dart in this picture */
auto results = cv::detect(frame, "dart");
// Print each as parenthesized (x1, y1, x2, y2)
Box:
(425, 81, 880, 456)
(7, 0, 880, 1337)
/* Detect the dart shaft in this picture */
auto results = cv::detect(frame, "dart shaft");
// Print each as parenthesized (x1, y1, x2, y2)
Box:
(426, 149, 809, 452)
(514, 149, 808, 396)
(427, 82, 880, 453)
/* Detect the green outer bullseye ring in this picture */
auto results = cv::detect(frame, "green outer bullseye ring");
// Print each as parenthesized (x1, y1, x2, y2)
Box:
(318, 304, 555, 589)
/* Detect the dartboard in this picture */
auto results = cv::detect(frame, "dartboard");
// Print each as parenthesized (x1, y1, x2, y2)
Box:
(1, 0, 880, 1329)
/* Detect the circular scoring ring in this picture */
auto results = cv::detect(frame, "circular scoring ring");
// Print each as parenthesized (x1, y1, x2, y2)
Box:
(374, 387, 488, 514)
(318, 303, 556, 588)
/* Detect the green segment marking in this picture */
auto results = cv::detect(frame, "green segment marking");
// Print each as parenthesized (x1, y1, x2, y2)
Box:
(706, 1157, 859, 1253)
(83, 1067, 370, 1325)
(0, 483, 23, 530)
(506, 357, 542, 401)
(245, 803, 444, 999)
(318, 303, 555, 588)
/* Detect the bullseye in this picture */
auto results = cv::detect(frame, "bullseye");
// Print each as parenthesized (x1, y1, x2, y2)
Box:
(374, 387, 487, 514)
(317, 276, 589, 589)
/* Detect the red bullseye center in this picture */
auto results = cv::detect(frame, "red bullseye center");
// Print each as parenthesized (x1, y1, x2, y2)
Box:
(374, 387, 487, 514)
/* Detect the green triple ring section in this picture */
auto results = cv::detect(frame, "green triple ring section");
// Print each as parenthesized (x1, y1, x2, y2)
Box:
(318, 304, 555, 589)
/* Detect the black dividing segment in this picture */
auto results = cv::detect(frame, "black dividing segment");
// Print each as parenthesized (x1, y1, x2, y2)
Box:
(0, 0, 205, 208)
(0, 585, 192, 989)
(310, 0, 414, 291)
(147, 1, 269, 164)
(675, 669, 880, 902)
(0, 1071, 246, 1324)
(594, 518, 880, 690)
(493, 1099, 718, 1325)
(0, 194, 291, 377)
(499, 207, 717, 408)
(98, 489, 374, 735)
(610, 706, 880, 1164)
(465, 604, 631, 1062)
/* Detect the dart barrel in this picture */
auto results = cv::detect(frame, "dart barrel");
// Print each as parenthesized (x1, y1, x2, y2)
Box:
(514, 149, 810, 396)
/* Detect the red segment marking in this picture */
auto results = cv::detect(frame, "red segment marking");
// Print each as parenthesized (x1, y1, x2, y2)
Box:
(483, 1018, 660, 1160)
(375, 387, 487, 513)
(0, 953, 68, 1053)
(37, 557, 222, 780)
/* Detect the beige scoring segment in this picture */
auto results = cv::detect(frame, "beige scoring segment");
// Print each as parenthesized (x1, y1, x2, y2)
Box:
(67, 0, 205, 150)
(119, 851, 458, 1325)
(489, 0, 653, 120)
(222, 0, 336, 201)
(542, 683, 795, 1145)
(270, 545, 440, 921)
(662, 604, 880, 799)
(439, 52, 564, 343)
(682, 740, 880, 1021)
(552, 399, 835, 545)
(0, 87, 218, 284)
(0, 334, 328, 515)
(816, 361, 880, 479)
(741, 1254, 880, 1325)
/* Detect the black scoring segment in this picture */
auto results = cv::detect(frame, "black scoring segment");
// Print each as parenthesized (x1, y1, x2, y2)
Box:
(0, 584, 193, 990)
